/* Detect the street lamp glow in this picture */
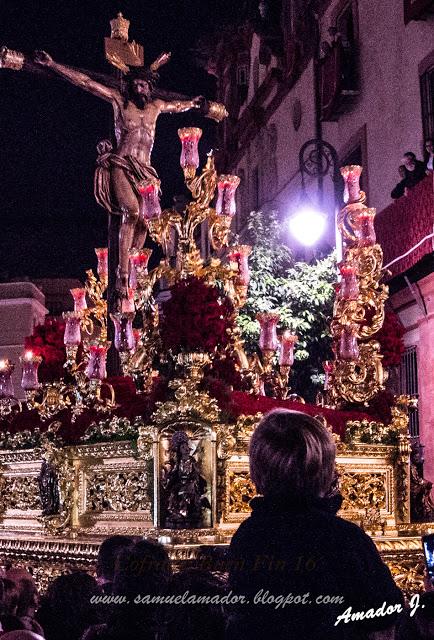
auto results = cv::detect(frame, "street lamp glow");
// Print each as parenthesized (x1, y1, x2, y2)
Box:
(288, 207, 327, 246)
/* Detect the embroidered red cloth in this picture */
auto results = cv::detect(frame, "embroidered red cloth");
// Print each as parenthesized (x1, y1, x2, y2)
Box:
(375, 175, 434, 278)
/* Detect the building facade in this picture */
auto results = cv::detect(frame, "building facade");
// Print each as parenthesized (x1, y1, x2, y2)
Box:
(205, 0, 434, 473)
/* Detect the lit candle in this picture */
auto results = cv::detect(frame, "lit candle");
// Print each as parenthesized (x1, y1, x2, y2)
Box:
(279, 331, 298, 367)
(215, 175, 240, 217)
(229, 245, 251, 286)
(257, 312, 280, 352)
(355, 208, 376, 247)
(340, 165, 362, 204)
(70, 288, 87, 312)
(138, 179, 162, 220)
(111, 312, 135, 353)
(20, 351, 42, 391)
(95, 247, 108, 280)
(339, 263, 359, 301)
(63, 311, 82, 346)
(178, 127, 202, 171)
(129, 248, 152, 290)
(339, 325, 359, 361)
(0, 359, 15, 399)
(85, 344, 108, 380)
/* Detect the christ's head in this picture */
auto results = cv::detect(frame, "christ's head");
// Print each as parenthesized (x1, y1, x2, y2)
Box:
(124, 68, 158, 109)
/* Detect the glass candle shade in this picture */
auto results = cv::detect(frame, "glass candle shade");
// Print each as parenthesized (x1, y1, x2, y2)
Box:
(0, 359, 15, 399)
(279, 331, 298, 366)
(340, 165, 362, 204)
(339, 325, 359, 361)
(138, 179, 162, 220)
(229, 245, 251, 286)
(257, 312, 280, 352)
(20, 351, 41, 391)
(215, 175, 240, 217)
(355, 208, 376, 247)
(339, 263, 359, 301)
(111, 312, 135, 353)
(178, 127, 202, 170)
(85, 344, 108, 380)
(63, 311, 82, 346)
(95, 247, 108, 280)
(129, 249, 152, 290)
(70, 288, 87, 312)
(322, 360, 334, 390)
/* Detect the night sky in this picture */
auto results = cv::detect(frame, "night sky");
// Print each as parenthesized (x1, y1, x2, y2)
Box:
(0, 0, 240, 280)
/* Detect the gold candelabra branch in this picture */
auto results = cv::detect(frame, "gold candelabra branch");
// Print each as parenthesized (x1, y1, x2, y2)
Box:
(328, 165, 388, 406)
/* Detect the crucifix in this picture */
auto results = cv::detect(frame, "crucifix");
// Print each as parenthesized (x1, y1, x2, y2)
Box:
(1, 12, 227, 375)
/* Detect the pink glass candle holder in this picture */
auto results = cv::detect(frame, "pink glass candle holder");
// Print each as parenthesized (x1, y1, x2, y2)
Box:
(95, 247, 108, 281)
(138, 178, 162, 220)
(85, 344, 108, 380)
(0, 359, 15, 399)
(339, 325, 359, 361)
(20, 351, 42, 391)
(355, 208, 376, 247)
(340, 165, 363, 204)
(70, 288, 87, 312)
(279, 331, 298, 366)
(111, 312, 135, 353)
(339, 263, 359, 301)
(215, 175, 240, 217)
(178, 127, 202, 171)
(257, 312, 280, 352)
(129, 249, 152, 290)
(229, 245, 251, 286)
(323, 360, 334, 390)
(63, 311, 82, 346)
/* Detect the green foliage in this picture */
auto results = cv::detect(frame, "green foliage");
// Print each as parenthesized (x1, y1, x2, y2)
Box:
(238, 210, 336, 401)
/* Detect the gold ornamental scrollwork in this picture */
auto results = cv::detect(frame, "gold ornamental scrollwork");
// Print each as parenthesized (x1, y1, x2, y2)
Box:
(328, 166, 388, 406)
(86, 470, 151, 512)
(228, 471, 256, 514)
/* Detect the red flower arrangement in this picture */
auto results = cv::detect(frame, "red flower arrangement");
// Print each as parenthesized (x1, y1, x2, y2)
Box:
(377, 309, 405, 368)
(24, 317, 66, 383)
(160, 276, 235, 353)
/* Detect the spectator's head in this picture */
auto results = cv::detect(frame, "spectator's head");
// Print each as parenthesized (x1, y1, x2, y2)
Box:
(402, 152, 416, 169)
(112, 539, 172, 601)
(398, 164, 406, 179)
(36, 572, 102, 640)
(161, 569, 227, 640)
(96, 535, 134, 590)
(0, 578, 20, 616)
(249, 409, 336, 501)
(5, 569, 38, 618)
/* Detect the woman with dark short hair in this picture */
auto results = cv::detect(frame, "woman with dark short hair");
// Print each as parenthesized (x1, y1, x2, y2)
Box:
(226, 409, 403, 640)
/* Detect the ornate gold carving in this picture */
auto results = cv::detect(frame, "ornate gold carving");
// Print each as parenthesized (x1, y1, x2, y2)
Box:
(228, 471, 256, 514)
(338, 470, 387, 512)
(216, 413, 262, 459)
(329, 166, 388, 405)
(1, 475, 40, 511)
(86, 470, 151, 513)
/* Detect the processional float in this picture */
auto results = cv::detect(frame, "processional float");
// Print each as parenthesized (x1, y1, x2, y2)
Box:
(0, 14, 428, 597)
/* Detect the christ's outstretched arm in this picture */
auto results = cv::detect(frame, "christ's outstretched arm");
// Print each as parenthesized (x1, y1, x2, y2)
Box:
(34, 50, 117, 103)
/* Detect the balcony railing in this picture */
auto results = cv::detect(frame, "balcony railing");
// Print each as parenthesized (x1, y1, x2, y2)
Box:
(375, 174, 434, 278)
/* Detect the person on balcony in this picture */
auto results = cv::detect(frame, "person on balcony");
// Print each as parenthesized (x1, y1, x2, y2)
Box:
(402, 152, 427, 188)
(391, 165, 407, 199)
(424, 139, 434, 172)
